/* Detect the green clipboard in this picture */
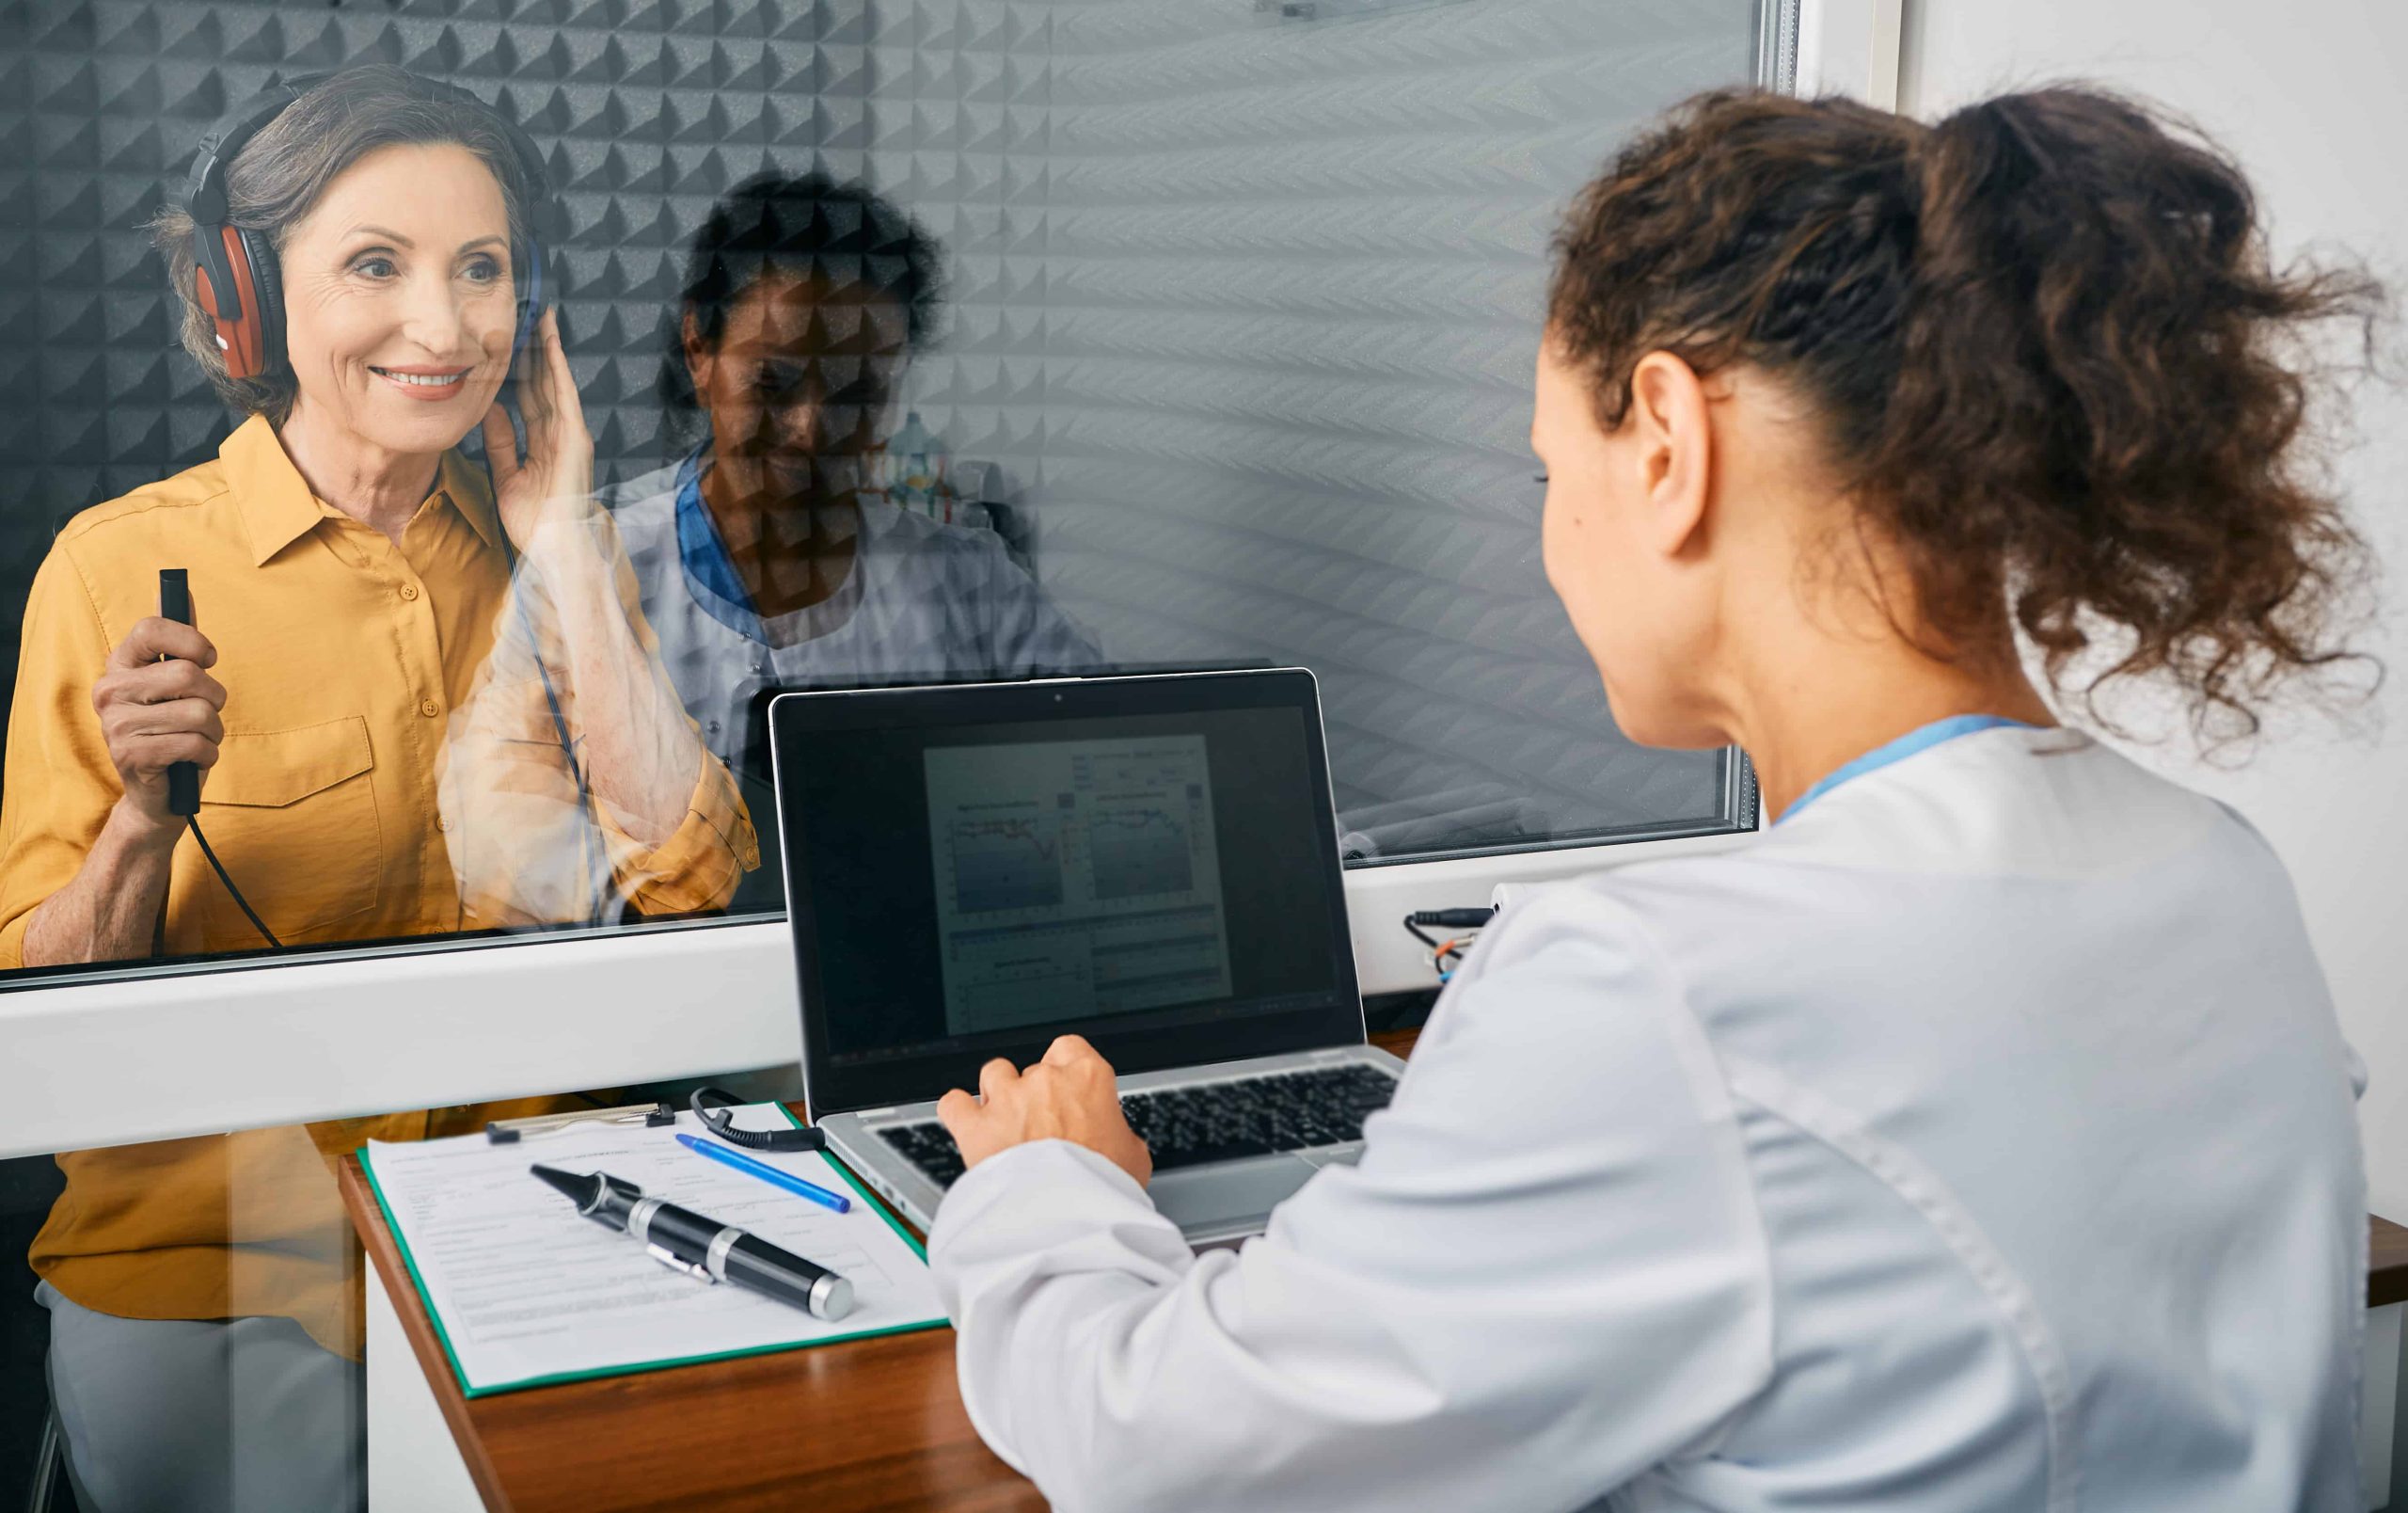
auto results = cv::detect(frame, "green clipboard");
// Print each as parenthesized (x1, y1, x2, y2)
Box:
(358, 1104, 946, 1397)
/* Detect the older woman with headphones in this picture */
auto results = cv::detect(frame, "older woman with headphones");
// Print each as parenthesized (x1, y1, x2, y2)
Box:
(0, 67, 752, 1511)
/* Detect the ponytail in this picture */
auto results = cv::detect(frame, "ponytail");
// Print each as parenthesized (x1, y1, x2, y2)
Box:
(1547, 87, 2384, 741)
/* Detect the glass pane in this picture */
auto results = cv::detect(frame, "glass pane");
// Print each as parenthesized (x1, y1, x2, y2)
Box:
(0, 0, 1766, 991)
(915, 0, 1764, 862)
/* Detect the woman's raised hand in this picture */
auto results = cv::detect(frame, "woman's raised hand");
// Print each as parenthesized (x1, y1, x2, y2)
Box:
(92, 616, 225, 847)
(481, 308, 595, 551)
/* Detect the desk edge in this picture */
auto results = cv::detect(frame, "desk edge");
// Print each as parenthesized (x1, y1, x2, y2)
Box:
(339, 1154, 518, 1513)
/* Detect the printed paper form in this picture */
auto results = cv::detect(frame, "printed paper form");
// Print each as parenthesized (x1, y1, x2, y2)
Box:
(362, 1107, 944, 1395)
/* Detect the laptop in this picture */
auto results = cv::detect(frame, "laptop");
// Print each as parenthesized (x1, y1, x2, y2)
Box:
(724, 662, 1278, 913)
(768, 668, 1402, 1244)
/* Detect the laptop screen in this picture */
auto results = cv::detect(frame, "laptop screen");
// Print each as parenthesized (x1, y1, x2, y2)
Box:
(769, 671, 1364, 1116)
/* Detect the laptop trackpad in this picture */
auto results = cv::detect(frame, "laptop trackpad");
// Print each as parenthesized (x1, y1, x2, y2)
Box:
(1151, 1155, 1317, 1233)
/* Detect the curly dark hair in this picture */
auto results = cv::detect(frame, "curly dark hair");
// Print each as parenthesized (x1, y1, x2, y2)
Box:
(658, 169, 944, 432)
(1547, 87, 2384, 742)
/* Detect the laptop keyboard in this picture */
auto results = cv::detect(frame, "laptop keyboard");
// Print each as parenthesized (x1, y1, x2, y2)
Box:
(876, 1063, 1399, 1191)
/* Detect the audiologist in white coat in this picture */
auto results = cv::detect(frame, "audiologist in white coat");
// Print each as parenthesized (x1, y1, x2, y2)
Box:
(922, 87, 2379, 1511)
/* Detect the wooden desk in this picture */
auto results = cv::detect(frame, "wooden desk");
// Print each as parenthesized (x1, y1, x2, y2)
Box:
(342, 1027, 2408, 1512)
(2374, 1213, 2408, 1310)
(346, 1153, 1023, 1511)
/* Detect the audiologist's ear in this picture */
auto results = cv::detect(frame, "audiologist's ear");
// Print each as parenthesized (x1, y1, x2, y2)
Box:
(1627, 351, 1714, 560)
(681, 310, 715, 391)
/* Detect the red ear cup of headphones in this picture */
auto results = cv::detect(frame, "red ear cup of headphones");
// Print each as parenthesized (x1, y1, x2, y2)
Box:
(194, 225, 282, 380)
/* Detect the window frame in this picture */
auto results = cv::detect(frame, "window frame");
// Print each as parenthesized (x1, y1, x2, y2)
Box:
(0, 0, 1902, 1162)
(0, 829, 1760, 1161)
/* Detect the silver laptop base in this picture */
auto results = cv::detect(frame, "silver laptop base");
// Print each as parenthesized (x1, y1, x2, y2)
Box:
(824, 1043, 1405, 1243)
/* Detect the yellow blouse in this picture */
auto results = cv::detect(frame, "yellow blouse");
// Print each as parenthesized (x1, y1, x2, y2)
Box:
(0, 414, 758, 1353)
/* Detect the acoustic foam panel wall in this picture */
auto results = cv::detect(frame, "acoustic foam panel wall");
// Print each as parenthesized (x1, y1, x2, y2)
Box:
(0, 0, 1759, 855)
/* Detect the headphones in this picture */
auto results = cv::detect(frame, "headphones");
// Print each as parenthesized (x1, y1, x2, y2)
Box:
(184, 69, 560, 382)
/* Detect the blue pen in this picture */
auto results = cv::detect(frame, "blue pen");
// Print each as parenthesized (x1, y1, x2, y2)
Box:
(675, 1132, 852, 1214)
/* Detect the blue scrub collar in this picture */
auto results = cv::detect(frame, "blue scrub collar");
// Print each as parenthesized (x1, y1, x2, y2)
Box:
(1775, 714, 2037, 824)
(673, 444, 770, 644)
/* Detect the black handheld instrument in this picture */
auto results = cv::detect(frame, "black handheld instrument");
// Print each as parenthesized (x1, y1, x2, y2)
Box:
(157, 569, 199, 817)
(530, 1164, 855, 1321)
(155, 569, 280, 949)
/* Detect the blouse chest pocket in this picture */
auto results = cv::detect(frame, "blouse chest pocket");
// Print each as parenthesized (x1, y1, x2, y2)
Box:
(185, 715, 383, 947)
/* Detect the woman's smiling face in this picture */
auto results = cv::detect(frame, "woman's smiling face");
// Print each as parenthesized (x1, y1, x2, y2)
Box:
(276, 140, 517, 459)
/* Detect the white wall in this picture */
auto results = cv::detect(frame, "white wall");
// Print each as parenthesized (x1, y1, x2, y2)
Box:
(1896, 0, 2408, 1222)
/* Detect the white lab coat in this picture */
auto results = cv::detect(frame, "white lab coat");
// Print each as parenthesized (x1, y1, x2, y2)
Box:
(928, 726, 2368, 1512)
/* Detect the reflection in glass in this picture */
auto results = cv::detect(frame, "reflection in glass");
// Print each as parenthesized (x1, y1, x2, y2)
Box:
(604, 172, 1104, 908)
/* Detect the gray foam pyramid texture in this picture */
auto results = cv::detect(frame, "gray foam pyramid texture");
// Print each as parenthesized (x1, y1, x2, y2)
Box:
(0, 0, 1764, 856)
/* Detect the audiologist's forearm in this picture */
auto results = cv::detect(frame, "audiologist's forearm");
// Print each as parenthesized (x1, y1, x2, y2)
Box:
(516, 521, 703, 849)
(20, 803, 181, 967)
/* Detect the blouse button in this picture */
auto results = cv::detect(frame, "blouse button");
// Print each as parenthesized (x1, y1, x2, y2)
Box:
(399, 583, 420, 601)
(420, 697, 442, 718)
(707, 719, 721, 734)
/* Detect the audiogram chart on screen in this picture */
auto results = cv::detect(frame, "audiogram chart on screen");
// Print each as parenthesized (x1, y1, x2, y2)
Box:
(924, 737, 1232, 1034)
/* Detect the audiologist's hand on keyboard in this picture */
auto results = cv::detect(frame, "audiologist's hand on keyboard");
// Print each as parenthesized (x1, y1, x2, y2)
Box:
(938, 1035, 1155, 1188)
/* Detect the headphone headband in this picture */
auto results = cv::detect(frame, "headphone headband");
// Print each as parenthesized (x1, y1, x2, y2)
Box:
(187, 71, 554, 238)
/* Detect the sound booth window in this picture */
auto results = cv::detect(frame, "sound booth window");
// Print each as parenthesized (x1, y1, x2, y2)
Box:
(0, 0, 1774, 979)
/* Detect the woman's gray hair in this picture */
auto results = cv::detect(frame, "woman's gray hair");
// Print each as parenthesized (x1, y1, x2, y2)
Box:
(149, 66, 540, 424)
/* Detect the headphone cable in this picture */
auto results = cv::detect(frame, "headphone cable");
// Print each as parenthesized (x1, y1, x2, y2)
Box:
(188, 815, 281, 949)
